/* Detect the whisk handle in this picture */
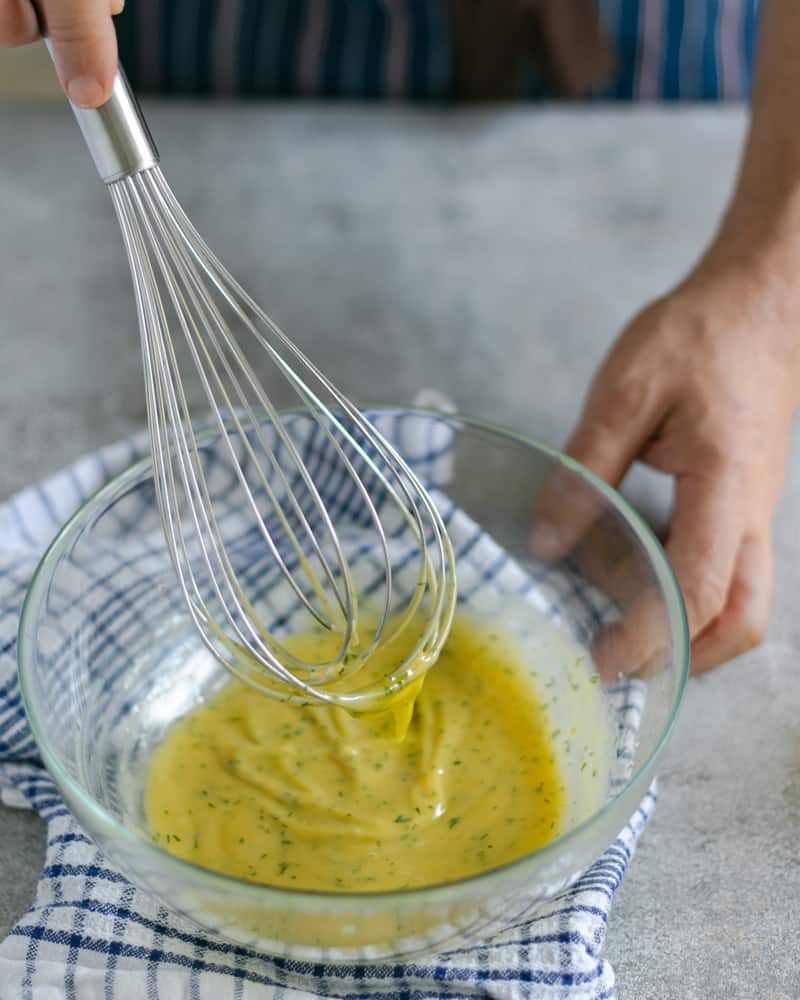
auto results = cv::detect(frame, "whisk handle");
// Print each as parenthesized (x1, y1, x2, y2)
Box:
(43, 39, 159, 185)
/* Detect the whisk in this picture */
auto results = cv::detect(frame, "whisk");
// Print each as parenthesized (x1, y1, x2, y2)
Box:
(50, 57, 456, 710)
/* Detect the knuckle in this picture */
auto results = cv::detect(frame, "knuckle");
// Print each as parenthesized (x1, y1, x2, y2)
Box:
(692, 431, 738, 474)
(683, 576, 727, 630)
(607, 375, 648, 420)
(733, 607, 768, 655)
(588, 371, 653, 435)
(679, 406, 736, 472)
(45, 8, 107, 44)
(50, 22, 104, 46)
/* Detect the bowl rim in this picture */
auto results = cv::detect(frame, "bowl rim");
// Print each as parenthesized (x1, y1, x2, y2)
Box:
(17, 405, 689, 910)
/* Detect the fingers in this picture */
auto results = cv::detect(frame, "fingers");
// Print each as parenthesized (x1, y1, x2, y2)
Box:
(0, 0, 122, 51)
(39, 0, 118, 107)
(592, 513, 771, 682)
(691, 535, 772, 673)
(664, 471, 742, 640)
(530, 355, 667, 562)
(0, 0, 39, 46)
(595, 471, 742, 678)
(592, 586, 670, 681)
(529, 461, 611, 561)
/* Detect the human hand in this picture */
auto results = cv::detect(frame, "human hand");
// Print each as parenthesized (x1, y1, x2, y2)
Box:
(531, 242, 800, 676)
(1, 0, 122, 108)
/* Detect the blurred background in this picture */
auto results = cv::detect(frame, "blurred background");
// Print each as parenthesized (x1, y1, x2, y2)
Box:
(0, 40, 57, 98)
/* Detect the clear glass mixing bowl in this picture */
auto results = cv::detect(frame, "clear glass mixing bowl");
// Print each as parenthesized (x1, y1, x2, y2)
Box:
(18, 408, 688, 962)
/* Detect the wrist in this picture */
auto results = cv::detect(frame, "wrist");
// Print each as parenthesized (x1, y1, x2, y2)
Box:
(696, 193, 800, 317)
(714, 117, 800, 266)
(677, 227, 800, 403)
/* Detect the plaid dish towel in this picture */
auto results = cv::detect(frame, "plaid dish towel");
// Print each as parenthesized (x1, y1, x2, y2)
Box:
(0, 409, 656, 999)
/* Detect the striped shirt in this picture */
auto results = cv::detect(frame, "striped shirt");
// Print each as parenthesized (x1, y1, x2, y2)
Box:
(116, 0, 761, 101)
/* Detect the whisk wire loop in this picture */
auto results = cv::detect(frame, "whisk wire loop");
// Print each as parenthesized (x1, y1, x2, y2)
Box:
(109, 167, 456, 709)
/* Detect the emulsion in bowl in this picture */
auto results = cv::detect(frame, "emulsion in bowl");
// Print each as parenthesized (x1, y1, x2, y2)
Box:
(18, 408, 688, 961)
(143, 609, 606, 893)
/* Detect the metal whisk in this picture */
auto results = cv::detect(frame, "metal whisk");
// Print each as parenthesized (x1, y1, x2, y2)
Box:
(53, 60, 456, 710)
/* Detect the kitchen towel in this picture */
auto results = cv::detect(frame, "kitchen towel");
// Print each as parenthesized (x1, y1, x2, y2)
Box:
(0, 408, 655, 999)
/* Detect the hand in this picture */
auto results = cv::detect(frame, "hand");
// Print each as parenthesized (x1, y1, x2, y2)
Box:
(1, 0, 123, 108)
(531, 242, 800, 676)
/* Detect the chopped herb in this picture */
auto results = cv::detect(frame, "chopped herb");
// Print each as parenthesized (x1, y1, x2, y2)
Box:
(448, 817, 460, 829)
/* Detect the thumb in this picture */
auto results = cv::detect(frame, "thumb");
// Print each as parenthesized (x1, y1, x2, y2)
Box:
(530, 368, 665, 561)
(39, 0, 120, 108)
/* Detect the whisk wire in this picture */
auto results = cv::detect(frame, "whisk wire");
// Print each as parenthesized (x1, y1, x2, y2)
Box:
(109, 166, 457, 708)
(138, 182, 353, 642)
(176, 229, 444, 653)
(120, 184, 357, 691)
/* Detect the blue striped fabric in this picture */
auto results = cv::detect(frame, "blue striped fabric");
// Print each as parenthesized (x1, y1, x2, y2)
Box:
(0, 412, 656, 998)
(597, 0, 761, 99)
(115, 0, 759, 100)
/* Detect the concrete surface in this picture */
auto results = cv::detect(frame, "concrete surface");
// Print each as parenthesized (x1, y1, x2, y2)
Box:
(1, 104, 798, 998)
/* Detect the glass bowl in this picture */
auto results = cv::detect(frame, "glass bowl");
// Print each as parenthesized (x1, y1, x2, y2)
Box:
(18, 407, 688, 962)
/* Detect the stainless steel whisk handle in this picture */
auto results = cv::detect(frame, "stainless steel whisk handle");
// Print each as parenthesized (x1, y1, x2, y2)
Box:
(43, 39, 159, 184)
(65, 63, 159, 183)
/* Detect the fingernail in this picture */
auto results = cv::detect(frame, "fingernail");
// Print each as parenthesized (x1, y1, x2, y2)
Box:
(528, 521, 562, 560)
(67, 76, 106, 109)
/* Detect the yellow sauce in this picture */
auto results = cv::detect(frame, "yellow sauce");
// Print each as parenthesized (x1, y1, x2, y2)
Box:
(146, 612, 565, 892)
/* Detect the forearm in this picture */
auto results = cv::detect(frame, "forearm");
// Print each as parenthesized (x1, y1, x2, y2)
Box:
(680, 0, 800, 380)
(721, 0, 800, 249)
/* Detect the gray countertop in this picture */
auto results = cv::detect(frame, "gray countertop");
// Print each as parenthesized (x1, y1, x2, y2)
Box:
(1, 103, 798, 999)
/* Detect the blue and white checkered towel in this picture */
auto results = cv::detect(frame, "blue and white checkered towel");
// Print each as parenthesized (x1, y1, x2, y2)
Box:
(0, 412, 656, 999)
